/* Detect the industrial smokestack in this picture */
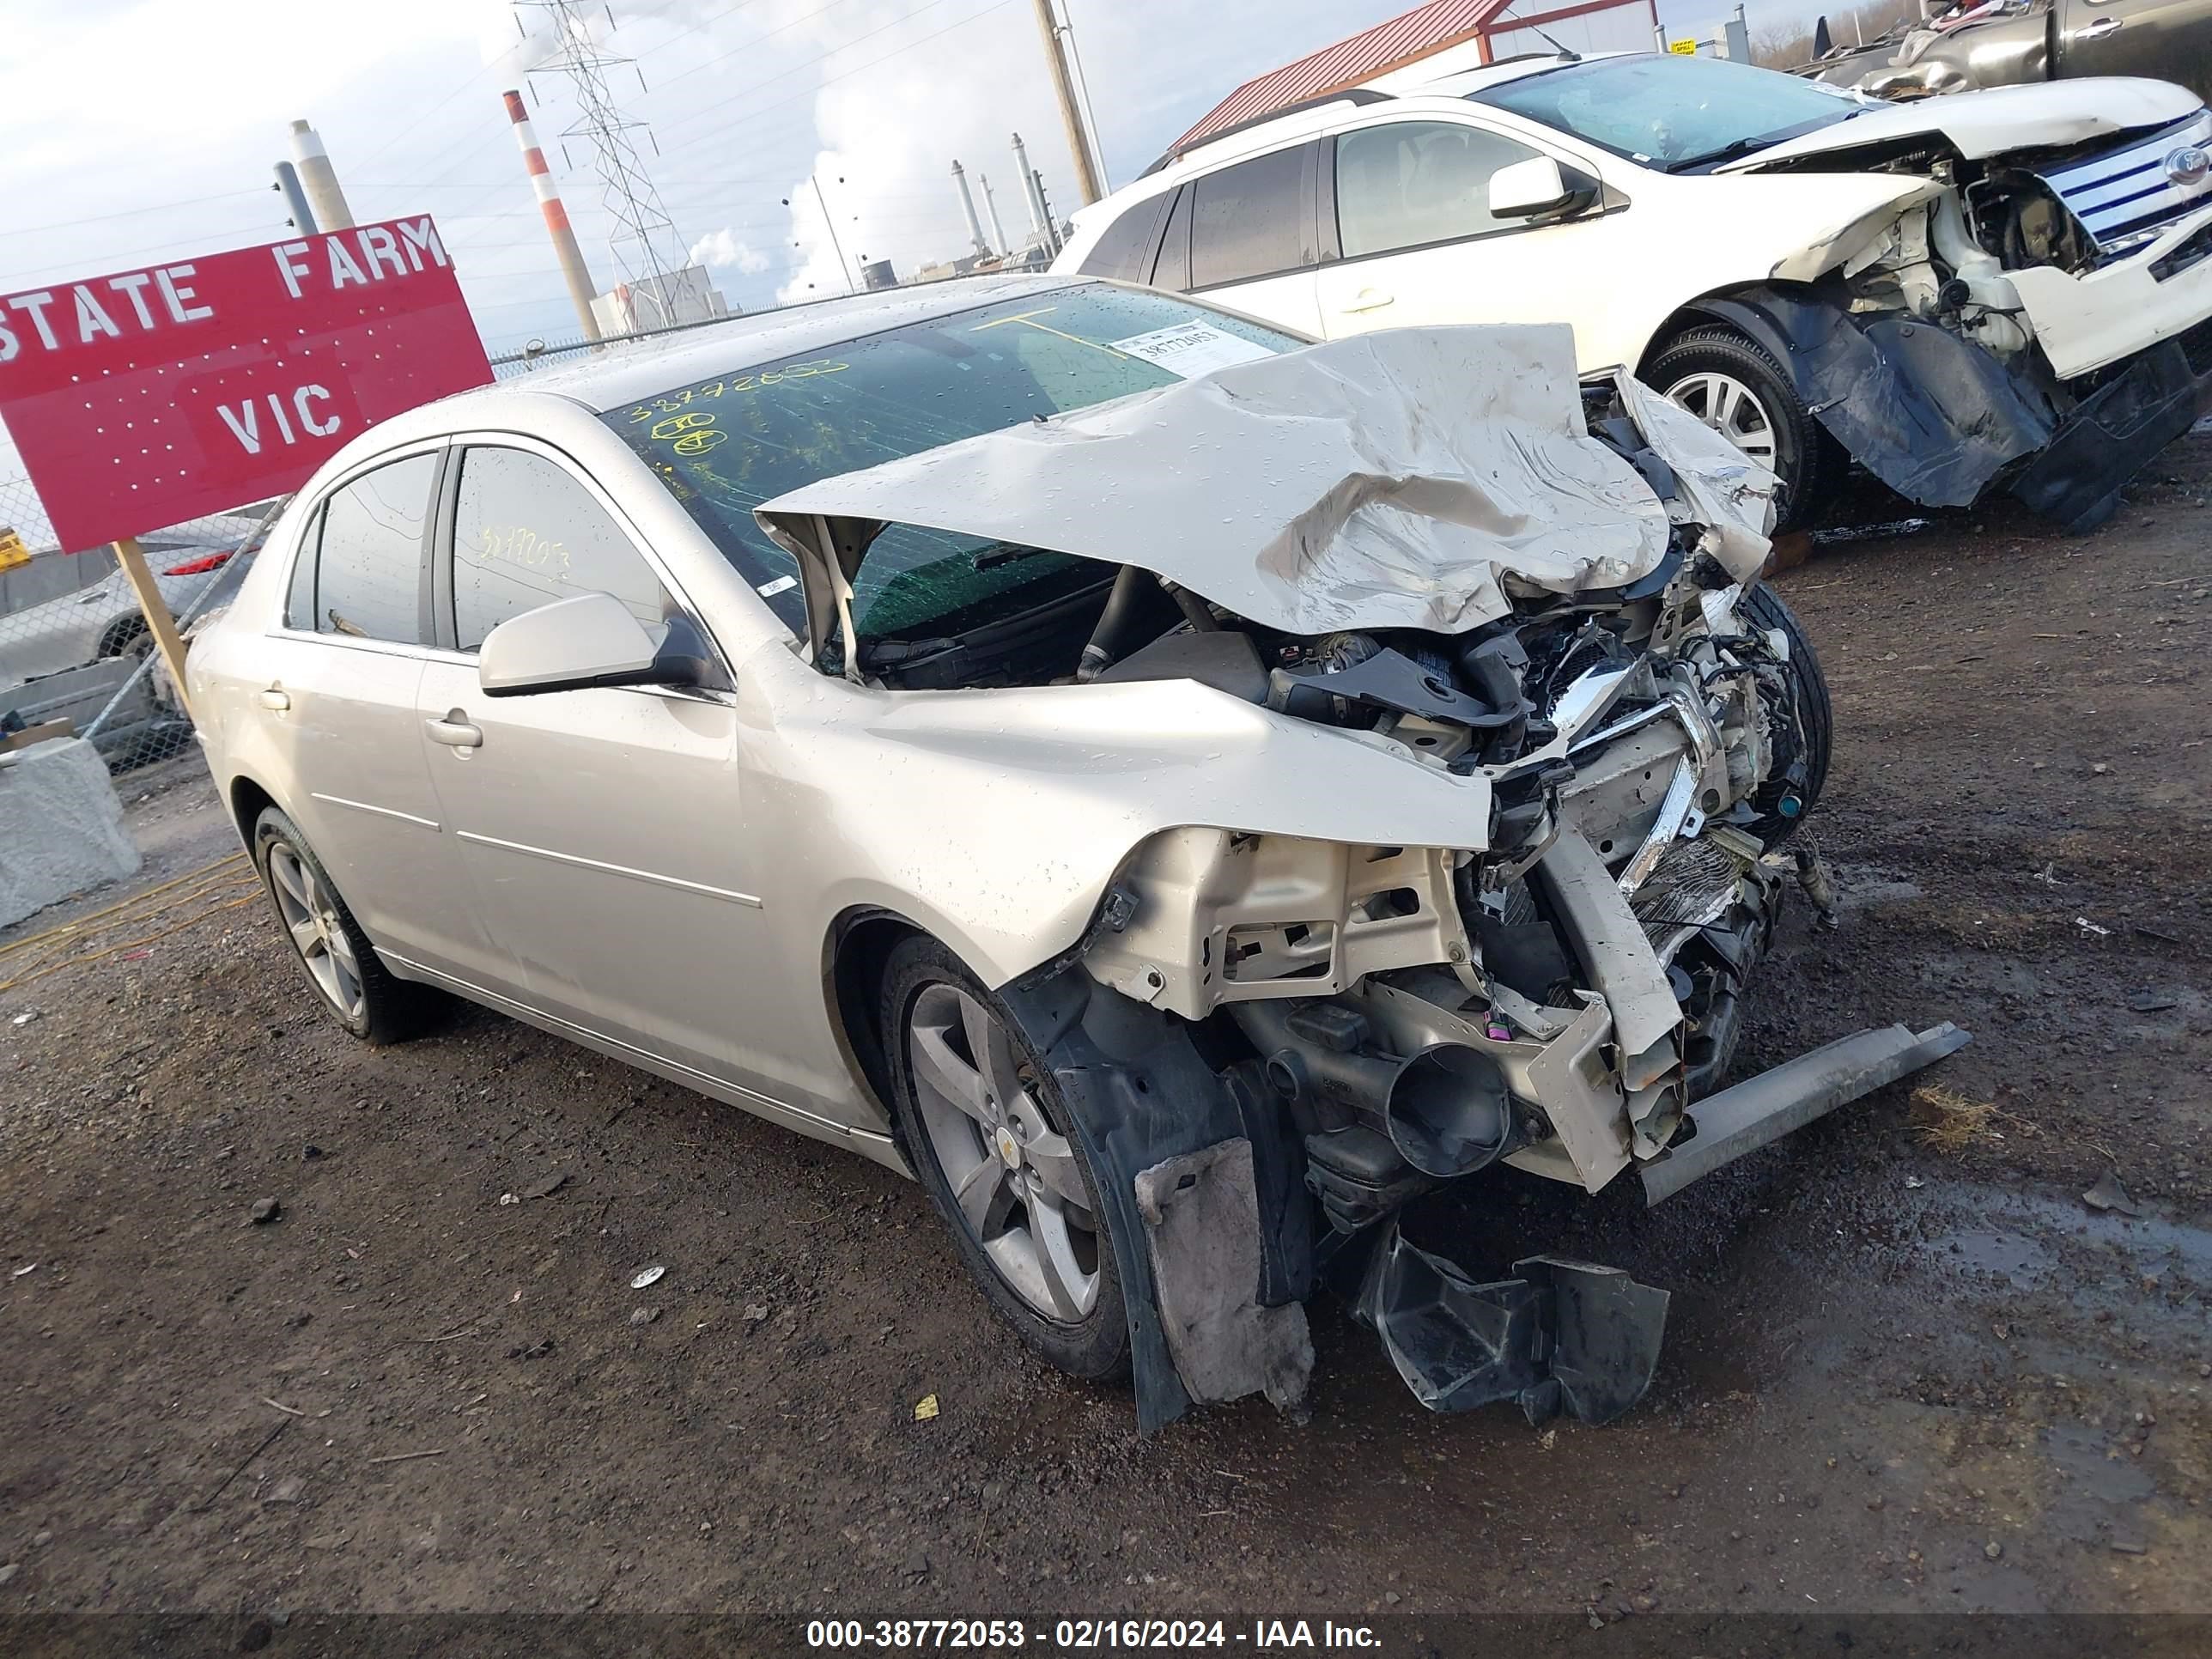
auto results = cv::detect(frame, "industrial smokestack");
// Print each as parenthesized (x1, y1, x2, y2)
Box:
(271, 161, 318, 235)
(503, 89, 602, 342)
(978, 173, 1007, 258)
(951, 160, 988, 258)
(288, 120, 355, 231)
(1012, 132, 1046, 239)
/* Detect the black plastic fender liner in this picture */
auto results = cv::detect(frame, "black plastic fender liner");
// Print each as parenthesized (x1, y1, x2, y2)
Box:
(1354, 1224, 1670, 1425)
(1133, 1139, 1314, 1413)
(1692, 288, 2058, 508)
(995, 966, 1310, 1432)
(2010, 337, 2201, 532)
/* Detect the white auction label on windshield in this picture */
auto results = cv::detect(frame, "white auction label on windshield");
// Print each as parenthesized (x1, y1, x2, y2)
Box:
(1109, 321, 1276, 379)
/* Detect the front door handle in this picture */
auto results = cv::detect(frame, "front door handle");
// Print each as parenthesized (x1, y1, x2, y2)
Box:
(258, 686, 290, 711)
(1342, 288, 1395, 313)
(426, 712, 483, 749)
(2082, 15, 2122, 35)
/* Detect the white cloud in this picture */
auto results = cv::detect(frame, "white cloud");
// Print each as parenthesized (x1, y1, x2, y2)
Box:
(688, 228, 772, 276)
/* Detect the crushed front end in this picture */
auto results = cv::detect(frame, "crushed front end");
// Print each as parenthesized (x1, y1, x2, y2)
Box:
(1727, 94, 2212, 529)
(759, 323, 1970, 1431)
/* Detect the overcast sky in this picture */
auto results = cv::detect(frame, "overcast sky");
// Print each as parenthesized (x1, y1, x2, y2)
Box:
(0, 0, 1757, 494)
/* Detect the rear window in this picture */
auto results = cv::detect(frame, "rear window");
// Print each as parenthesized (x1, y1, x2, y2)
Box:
(599, 284, 1301, 641)
(1076, 192, 1172, 282)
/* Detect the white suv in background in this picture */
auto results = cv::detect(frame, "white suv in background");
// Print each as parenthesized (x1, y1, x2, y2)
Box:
(1055, 51, 2212, 532)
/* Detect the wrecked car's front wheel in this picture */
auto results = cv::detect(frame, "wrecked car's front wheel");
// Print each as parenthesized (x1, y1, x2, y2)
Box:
(1650, 327, 1834, 532)
(882, 938, 1130, 1382)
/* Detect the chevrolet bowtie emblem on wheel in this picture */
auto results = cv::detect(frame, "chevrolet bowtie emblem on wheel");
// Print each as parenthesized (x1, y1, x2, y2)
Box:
(2166, 144, 2211, 186)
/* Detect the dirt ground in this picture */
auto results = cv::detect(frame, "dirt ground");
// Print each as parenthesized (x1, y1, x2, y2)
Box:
(2, 442, 2209, 1648)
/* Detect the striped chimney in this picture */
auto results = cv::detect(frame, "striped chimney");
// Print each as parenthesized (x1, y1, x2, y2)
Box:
(504, 88, 602, 342)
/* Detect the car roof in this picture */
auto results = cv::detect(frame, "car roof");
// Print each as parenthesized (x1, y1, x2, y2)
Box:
(1118, 52, 1606, 200)
(477, 272, 1079, 413)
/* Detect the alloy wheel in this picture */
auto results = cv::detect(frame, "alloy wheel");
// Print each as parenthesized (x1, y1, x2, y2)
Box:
(906, 982, 1101, 1321)
(265, 842, 366, 1024)
(1666, 370, 1779, 467)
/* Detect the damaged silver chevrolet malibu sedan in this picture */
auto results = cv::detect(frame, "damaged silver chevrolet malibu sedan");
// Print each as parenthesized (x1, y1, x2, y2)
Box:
(189, 276, 1966, 1429)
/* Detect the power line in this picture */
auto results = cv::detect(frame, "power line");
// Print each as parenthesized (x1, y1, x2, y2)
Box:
(645, 0, 1022, 156)
(651, 0, 963, 141)
(633, 0, 895, 116)
(12, 189, 266, 240)
(0, 220, 290, 287)
(520, 0, 691, 301)
(345, 0, 743, 177)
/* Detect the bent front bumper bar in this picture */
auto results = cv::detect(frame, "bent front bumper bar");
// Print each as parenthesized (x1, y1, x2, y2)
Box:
(1355, 1020, 1968, 1423)
(1640, 1019, 1971, 1205)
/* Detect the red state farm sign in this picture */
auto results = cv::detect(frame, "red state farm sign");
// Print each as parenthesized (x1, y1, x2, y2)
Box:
(0, 217, 491, 550)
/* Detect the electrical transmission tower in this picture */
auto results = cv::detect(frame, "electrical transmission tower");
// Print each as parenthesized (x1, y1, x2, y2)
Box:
(516, 0, 692, 325)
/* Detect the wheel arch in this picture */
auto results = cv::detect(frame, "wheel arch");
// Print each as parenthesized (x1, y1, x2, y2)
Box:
(228, 773, 280, 848)
(1635, 284, 1812, 386)
(823, 906, 936, 1124)
(95, 612, 149, 658)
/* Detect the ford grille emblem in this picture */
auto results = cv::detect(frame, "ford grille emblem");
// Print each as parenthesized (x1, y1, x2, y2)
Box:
(2165, 145, 2211, 186)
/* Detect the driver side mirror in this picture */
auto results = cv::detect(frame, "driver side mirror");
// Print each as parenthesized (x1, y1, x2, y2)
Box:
(1488, 155, 1599, 221)
(478, 590, 700, 698)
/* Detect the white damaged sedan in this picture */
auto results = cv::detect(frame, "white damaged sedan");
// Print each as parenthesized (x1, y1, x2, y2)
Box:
(188, 276, 1966, 1429)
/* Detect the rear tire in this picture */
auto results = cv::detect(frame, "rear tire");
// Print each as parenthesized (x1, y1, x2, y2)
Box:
(1738, 585, 1832, 842)
(1649, 325, 1837, 532)
(252, 806, 436, 1045)
(881, 937, 1130, 1382)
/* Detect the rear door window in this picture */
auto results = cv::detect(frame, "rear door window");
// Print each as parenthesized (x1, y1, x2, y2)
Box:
(291, 453, 438, 643)
(1188, 144, 1314, 289)
(449, 447, 668, 652)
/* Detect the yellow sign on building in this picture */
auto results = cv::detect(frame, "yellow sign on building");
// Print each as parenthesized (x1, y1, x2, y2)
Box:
(1669, 38, 1699, 54)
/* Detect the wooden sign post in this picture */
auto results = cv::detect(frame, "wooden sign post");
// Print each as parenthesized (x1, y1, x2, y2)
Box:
(110, 538, 195, 715)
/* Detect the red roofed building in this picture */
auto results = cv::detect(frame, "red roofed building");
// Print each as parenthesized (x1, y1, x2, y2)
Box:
(1171, 0, 1663, 152)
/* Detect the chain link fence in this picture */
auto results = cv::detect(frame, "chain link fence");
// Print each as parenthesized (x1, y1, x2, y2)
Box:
(2, 478, 283, 776)
(487, 309, 757, 380)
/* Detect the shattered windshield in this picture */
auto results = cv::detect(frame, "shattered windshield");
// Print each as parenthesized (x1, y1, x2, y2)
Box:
(600, 284, 1300, 641)
(1471, 54, 1863, 171)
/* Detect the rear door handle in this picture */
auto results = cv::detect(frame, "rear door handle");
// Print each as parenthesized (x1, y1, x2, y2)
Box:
(425, 712, 483, 749)
(1342, 288, 1395, 313)
(2082, 15, 2122, 34)
(258, 687, 290, 711)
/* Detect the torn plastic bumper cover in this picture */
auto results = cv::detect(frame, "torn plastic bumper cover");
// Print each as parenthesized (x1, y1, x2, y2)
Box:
(1698, 286, 2207, 532)
(1358, 1230, 1670, 1425)
(1016, 956, 1970, 1431)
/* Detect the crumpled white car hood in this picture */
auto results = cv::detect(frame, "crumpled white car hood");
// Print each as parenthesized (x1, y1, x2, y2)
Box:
(756, 324, 1772, 660)
(1723, 76, 2200, 170)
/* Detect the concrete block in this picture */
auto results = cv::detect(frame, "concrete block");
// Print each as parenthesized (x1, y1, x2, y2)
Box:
(0, 737, 142, 930)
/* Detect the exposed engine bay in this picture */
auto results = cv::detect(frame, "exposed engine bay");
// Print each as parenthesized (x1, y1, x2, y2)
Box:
(758, 325, 1968, 1432)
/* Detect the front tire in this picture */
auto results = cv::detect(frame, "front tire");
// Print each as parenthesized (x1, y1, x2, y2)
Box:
(252, 806, 434, 1044)
(881, 937, 1129, 1382)
(1650, 325, 1836, 532)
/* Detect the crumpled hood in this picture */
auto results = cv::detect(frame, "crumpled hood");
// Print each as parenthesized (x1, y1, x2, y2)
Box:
(757, 324, 1772, 661)
(1723, 76, 2201, 171)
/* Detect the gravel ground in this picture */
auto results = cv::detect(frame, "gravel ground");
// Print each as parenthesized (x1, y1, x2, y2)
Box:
(1, 447, 2208, 1645)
